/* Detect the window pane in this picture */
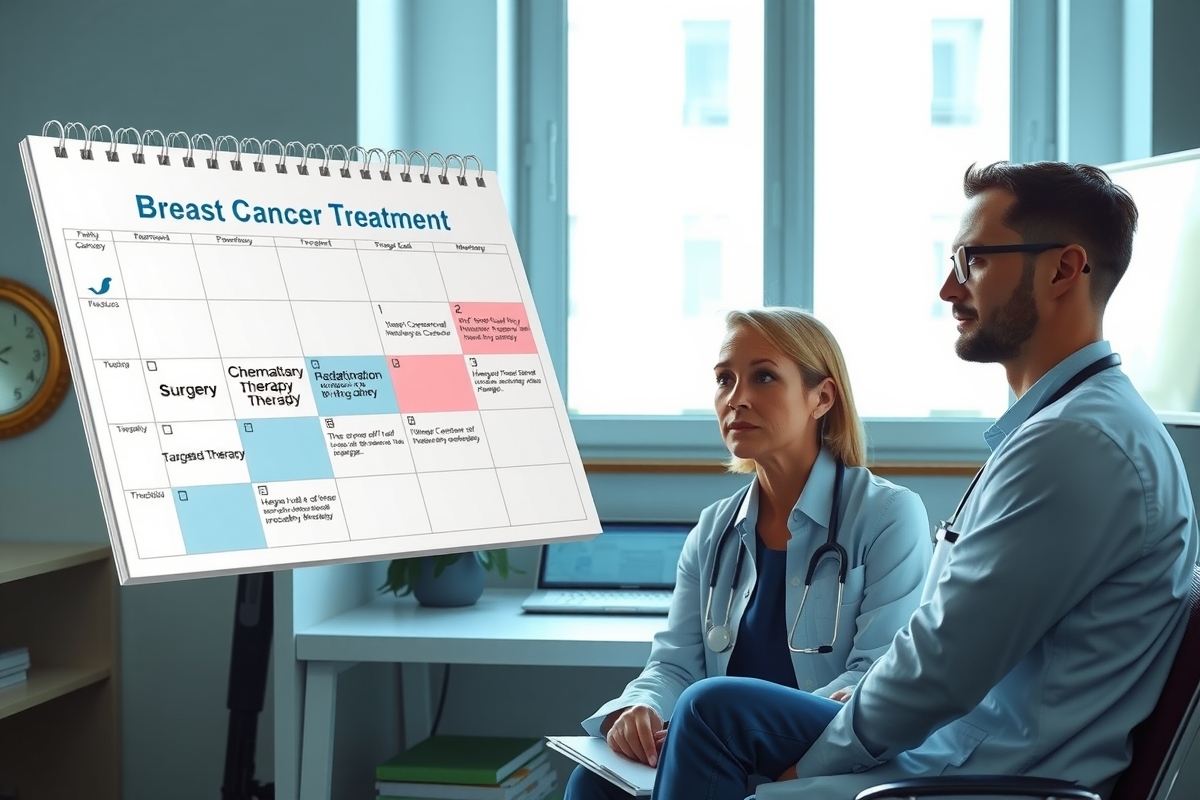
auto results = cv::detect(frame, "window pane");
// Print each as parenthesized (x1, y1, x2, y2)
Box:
(567, 0, 764, 415)
(813, 0, 1011, 418)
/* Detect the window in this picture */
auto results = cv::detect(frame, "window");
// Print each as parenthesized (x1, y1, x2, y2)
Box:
(566, 0, 764, 415)
(683, 21, 731, 127)
(682, 216, 725, 318)
(813, 0, 1012, 419)
(932, 19, 984, 125)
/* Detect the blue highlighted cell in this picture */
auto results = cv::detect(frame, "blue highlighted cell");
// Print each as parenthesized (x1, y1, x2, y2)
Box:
(308, 356, 400, 416)
(239, 416, 333, 483)
(174, 483, 267, 554)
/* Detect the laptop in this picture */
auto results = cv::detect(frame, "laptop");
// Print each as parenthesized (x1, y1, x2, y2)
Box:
(521, 522, 693, 615)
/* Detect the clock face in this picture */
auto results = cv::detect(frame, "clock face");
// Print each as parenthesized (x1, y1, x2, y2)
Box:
(0, 300, 50, 415)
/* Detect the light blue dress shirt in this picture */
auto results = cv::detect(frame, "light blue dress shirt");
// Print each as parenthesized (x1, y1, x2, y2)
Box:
(769, 342, 1200, 800)
(581, 448, 932, 736)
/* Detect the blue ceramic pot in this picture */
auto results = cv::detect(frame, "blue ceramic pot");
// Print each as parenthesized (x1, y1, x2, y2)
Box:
(412, 553, 486, 607)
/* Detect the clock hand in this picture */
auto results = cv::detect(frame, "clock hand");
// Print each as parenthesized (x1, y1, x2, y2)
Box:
(0, 345, 10, 355)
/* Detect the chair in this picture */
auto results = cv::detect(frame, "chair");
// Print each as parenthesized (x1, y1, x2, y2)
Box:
(856, 563, 1200, 800)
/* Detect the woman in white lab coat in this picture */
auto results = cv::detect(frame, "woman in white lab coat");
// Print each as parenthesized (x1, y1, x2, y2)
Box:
(564, 307, 932, 799)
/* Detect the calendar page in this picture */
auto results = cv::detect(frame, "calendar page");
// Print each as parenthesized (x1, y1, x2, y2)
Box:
(21, 133, 599, 584)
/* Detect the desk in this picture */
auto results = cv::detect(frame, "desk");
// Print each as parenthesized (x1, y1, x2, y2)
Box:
(295, 588, 663, 800)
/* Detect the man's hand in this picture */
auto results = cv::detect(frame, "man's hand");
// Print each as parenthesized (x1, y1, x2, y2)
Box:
(777, 764, 798, 781)
(830, 690, 852, 702)
(604, 704, 665, 767)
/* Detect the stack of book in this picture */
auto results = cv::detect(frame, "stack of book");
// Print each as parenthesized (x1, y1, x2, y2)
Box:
(0, 647, 29, 691)
(376, 735, 557, 800)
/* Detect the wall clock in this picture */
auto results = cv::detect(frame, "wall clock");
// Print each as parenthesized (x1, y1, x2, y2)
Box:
(0, 277, 71, 439)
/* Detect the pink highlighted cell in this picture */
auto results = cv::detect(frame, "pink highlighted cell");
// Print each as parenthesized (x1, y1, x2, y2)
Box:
(389, 355, 478, 413)
(453, 302, 536, 354)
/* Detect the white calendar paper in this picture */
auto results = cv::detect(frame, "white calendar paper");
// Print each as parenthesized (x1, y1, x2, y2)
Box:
(20, 131, 599, 584)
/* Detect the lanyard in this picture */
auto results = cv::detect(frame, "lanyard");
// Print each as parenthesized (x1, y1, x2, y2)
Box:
(937, 352, 1122, 542)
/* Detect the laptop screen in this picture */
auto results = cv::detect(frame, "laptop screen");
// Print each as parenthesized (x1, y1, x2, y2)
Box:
(539, 523, 693, 589)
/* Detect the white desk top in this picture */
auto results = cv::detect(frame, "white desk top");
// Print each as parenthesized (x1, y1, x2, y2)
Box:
(295, 588, 663, 668)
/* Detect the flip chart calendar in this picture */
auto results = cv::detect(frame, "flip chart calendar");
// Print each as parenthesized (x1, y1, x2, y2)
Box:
(20, 123, 600, 584)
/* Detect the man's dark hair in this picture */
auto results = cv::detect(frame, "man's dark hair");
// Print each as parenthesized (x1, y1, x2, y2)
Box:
(963, 161, 1139, 307)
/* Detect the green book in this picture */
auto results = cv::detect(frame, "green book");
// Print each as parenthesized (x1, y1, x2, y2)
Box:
(376, 735, 544, 785)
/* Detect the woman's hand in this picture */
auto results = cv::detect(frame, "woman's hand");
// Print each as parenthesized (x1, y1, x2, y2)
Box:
(604, 704, 665, 767)
(830, 690, 852, 702)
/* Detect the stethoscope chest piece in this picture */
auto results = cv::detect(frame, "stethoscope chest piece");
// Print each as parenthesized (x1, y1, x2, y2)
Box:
(706, 624, 732, 653)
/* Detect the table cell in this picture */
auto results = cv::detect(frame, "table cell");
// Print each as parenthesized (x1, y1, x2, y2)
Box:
(80, 299, 139, 359)
(195, 243, 289, 300)
(376, 303, 460, 356)
(308, 356, 399, 416)
(436, 253, 521, 302)
(173, 483, 267, 554)
(453, 302, 535, 355)
(338, 474, 432, 540)
(273, 236, 357, 250)
(112, 231, 193, 244)
(481, 408, 568, 468)
(67, 239, 123, 299)
(404, 411, 494, 473)
(416, 468, 509, 532)
(128, 299, 221, 360)
(126, 489, 187, 559)
(63, 228, 114, 242)
(432, 243, 507, 254)
(467, 354, 553, 410)
(191, 233, 276, 247)
(146, 358, 236, 422)
(115, 240, 206, 299)
(95, 362, 154, 423)
(239, 416, 334, 483)
(292, 301, 383, 357)
(277, 246, 368, 302)
(110, 423, 169, 490)
(389, 355, 476, 413)
(496, 464, 587, 526)
(252, 478, 351, 547)
(225, 357, 316, 418)
(354, 240, 434, 252)
(319, 413, 415, 478)
(359, 250, 447, 303)
(209, 300, 304, 359)
(159, 420, 252, 486)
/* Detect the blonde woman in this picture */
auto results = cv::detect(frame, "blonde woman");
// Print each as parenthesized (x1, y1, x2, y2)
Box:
(565, 308, 932, 799)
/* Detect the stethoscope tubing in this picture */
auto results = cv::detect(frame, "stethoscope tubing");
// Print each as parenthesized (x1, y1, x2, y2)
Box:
(704, 459, 847, 654)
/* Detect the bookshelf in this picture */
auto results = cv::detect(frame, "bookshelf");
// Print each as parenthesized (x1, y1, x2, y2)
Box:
(0, 541, 120, 800)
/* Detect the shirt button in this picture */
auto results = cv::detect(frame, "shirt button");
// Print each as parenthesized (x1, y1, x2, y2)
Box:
(744, 589, 751, 598)
(852, 764, 867, 773)
(791, 576, 801, 587)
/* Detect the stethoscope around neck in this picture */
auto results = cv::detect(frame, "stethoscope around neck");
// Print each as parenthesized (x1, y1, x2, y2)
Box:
(703, 459, 847, 655)
(934, 352, 1123, 546)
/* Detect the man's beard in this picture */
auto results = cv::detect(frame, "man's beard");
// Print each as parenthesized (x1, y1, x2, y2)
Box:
(954, 266, 1039, 362)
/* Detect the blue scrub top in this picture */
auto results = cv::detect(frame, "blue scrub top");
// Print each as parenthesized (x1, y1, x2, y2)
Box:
(727, 536, 799, 689)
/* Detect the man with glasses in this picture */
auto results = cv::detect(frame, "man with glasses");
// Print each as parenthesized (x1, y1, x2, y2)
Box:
(648, 161, 1199, 800)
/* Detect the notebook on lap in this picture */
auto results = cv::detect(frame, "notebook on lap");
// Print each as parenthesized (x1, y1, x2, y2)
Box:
(521, 522, 692, 615)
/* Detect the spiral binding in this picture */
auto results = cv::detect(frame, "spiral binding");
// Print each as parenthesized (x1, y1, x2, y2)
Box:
(40, 120, 487, 187)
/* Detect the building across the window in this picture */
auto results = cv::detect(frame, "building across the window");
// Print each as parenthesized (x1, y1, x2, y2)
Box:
(682, 20, 731, 127)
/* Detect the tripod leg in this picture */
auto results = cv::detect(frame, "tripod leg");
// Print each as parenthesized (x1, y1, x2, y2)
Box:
(221, 572, 274, 800)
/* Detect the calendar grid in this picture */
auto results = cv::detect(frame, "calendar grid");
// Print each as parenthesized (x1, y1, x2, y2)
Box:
(64, 226, 584, 560)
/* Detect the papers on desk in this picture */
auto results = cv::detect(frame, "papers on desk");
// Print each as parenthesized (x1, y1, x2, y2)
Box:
(545, 736, 655, 797)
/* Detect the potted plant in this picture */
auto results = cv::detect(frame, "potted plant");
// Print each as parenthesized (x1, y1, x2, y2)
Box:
(378, 549, 521, 608)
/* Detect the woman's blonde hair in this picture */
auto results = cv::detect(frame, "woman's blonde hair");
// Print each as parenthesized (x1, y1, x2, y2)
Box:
(722, 307, 866, 472)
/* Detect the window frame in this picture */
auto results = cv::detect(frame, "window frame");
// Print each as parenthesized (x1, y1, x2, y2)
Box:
(517, 0, 1054, 466)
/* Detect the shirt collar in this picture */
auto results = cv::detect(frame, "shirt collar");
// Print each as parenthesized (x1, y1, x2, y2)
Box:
(983, 340, 1113, 451)
(732, 447, 838, 532)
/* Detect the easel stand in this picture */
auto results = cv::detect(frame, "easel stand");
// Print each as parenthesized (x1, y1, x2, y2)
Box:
(221, 571, 274, 800)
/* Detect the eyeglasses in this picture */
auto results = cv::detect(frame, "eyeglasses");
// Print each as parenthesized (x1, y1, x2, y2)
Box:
(950, 243, 1070, 284)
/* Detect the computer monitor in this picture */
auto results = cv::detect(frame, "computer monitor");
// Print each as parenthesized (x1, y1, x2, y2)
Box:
(1103, 148, 1200, 426)
(538, 522, 692, 589)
